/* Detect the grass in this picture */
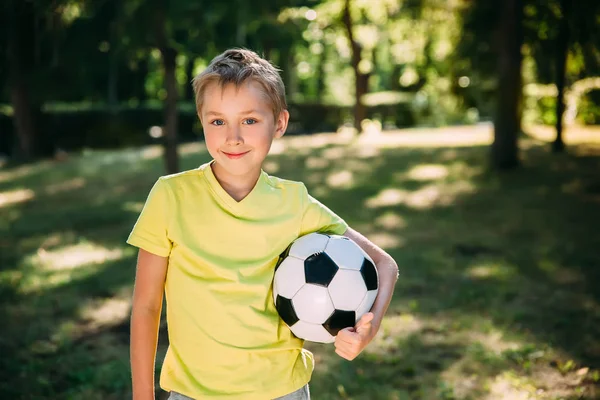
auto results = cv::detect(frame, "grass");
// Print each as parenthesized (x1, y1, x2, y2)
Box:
(1, 124, 600, 399)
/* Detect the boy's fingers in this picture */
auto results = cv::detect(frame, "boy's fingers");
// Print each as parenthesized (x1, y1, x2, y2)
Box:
(356, 312, 374, 328)
(336, 328, 360, 344)
(335, 347, 353, 361)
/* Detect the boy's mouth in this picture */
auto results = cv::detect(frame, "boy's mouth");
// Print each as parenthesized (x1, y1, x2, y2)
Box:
(222, 150, 250, 159)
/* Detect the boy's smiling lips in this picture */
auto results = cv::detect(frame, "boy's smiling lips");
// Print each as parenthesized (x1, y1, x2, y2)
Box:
(221, 150, 250, 159)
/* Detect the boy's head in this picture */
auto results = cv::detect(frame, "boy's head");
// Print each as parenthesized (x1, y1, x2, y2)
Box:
(192, 49, 287, 121)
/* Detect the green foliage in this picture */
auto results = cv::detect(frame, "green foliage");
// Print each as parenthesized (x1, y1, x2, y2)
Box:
(2, 0, 600, 159)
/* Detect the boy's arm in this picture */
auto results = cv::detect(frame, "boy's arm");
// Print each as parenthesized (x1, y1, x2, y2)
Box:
(334, 227, 399, 361)
(130, 249, 169, 400)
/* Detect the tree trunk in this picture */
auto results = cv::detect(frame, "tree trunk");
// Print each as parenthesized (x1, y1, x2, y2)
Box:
(553, 0, 571, 153)
(316, 42, 327, 103)
(138, 57, 149, 103)
(342, 0, 368, 132)
(185, 56, 196, 102)
(154, 6, 179, 174)
(280, 46, 296, 99)
(491, 0, 523, 170)
(6, 0, 39, 161)
(161, 46, 180, 174)
(107, 48, 119, 113)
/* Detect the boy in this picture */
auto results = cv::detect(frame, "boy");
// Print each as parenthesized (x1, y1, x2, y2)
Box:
(128, 48, 399, 400)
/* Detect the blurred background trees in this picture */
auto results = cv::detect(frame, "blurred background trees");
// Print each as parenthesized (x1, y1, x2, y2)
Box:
(1, 0, 598, 171)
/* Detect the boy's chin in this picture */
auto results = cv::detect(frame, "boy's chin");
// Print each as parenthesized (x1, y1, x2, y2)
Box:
(214, 160, 263, 177)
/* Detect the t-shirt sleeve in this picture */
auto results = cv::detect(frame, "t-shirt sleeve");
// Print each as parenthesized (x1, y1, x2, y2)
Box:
(126, 177, 173, 257)
(299, 183, 348, 237)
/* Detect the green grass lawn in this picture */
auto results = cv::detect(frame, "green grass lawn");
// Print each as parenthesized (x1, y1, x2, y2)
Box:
(1, 125, 600, 399)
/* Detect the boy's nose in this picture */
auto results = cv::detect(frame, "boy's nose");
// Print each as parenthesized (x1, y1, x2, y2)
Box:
(225, 126, 243, 145)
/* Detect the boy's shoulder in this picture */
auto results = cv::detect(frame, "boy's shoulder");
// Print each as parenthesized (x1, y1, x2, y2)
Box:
(155, 167, 202, 188)
(263, 172, 307, 193)
(159, 167, 202, 182)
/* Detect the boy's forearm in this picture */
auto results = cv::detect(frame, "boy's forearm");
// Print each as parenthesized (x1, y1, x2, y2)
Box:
(131, 307, 162, 400)
(370, 256, 399, 332)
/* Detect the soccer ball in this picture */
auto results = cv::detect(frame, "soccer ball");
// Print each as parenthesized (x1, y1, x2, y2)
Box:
(273, 232, 379, 343)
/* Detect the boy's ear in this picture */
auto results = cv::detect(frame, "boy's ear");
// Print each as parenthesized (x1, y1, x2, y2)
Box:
(275, 109, 290, 139)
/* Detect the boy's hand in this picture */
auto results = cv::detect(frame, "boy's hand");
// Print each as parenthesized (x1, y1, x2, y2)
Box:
(334, 312, 375, 361)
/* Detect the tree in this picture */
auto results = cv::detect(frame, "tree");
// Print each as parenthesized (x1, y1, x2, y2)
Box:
(153, 2, 179, 174)
(491, 0, 523, 170)
(121, 0, 210, 174)
(552, 0, 570, 153)
(342, 0, 368, 131)
(5, 0, 40, 161)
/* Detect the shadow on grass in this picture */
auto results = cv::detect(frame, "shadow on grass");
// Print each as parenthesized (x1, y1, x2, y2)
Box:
(1, 134, 600, 398)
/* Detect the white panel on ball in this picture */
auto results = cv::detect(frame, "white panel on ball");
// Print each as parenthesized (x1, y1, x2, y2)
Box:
(292, 284, 334, 324)
(288, 233, 330, 260)
(355, 290, 378, 322)
(274, 257, 306, 298)
(327, 269, 367, 311)
(289, 320, 335, 343)
(324, 237, 365, 270)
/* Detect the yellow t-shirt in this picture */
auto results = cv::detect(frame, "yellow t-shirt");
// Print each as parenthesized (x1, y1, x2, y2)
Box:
(126, 161, 348, 399)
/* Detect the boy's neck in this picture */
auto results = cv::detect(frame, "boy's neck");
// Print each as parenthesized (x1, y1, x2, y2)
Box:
(210, 162, 262, 202)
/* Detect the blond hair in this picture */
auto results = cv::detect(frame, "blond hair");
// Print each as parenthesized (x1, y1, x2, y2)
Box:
(192, 49, 287, 121)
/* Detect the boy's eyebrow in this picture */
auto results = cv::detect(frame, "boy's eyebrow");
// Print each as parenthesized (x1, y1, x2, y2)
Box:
(204, 109, 264, 116)
(204, 111, 223, 116)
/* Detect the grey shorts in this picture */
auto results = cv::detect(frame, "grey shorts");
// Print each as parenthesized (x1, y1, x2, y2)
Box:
(168, 384, 310, 400)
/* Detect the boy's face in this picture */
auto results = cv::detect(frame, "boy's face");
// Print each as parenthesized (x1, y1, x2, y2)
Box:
(200, 80, 288, 180)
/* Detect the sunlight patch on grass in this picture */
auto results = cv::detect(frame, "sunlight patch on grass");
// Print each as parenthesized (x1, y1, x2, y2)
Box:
(365, 188, 406, 208)
(262, 160, 279, 174)
(80, 295, 132, 331)
(466, 263, 517, 281)
(123, 201, 144, 213)
(404, 185, 444, 209)
(366, 181, 476, 210)
(485, 371, 537, 400)
(526, 124, 600, 144)
(0, 188, 35, 207)
(366, 313, 424, 356)
(374, 212, 407, 230)
(353, 145, 380, 159)
(140, 146, 163, 160)
(45, 177, 86, 195)
(20, 243, 132, 293)
(437, 324, 542, 399)
(284, 132, 353, 151)
(326, 170, 354, 189)
(305, 156, 330, 170)
(368, 232, 405, 249)
(179, 141, 207, 155)
(0, 160, 55, 183)
(406, 164, 449, 181)
(467, 330, 522, 355)
(322, 146, 346, 160)
(357, 124, 493, 148)
(34, 243, 125, 271)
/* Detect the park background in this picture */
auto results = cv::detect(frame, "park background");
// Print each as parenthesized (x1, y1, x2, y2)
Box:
(1, 0, 600, 399)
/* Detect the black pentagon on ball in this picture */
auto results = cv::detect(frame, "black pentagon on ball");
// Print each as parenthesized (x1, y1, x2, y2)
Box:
(360, 258, 378, 290)
(323, 310, 356, 336)
(304, 252, 339, 287)
(275, 295, 299, 326)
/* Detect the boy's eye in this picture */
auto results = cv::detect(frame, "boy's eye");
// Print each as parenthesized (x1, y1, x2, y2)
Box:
(211, 119, 225, 126)
(243, 118, 257, 125)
